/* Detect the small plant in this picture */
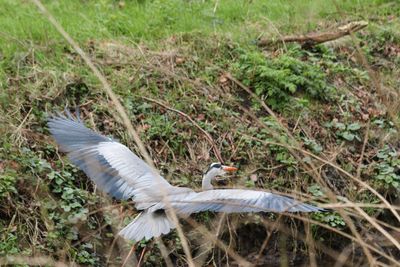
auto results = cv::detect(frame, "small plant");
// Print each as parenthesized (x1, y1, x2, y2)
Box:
(143, 114, 177, 140)
(308, 184, 324, 197)
(233, 46, 335, 110)
(0, 141, 18, 199)
(308, 184, 346, 228)
(372, 146, 400, 190)
(325, 119, 361, 141)
(0, 232, 20, 255)
(0, 173, 17, 198)
(372, 118, 397, 133)
(267, 140, 298, 173)
(313, 212, 346, 228)
(72, 244, 99, 265)
(302, 137, 323, 154)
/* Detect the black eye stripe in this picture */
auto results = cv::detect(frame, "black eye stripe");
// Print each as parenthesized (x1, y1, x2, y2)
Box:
(204, 163, 222, 174)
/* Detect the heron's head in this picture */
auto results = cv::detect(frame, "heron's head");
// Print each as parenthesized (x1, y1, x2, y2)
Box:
(204, 162, 238, 179)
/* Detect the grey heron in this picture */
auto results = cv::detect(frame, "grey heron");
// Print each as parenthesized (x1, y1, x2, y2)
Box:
(48, 114, 325, 242)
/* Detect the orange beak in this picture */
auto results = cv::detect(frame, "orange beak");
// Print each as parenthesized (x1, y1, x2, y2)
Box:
(222, 166, 238, 172)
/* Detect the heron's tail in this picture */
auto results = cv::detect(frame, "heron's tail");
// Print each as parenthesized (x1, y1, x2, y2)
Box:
(119, 211, 175, 242)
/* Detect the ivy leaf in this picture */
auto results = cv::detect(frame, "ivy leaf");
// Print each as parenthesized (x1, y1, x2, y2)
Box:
(335, 122, 346, 130)
(341, 132, 355, 141)
(377, 151, 389, 159)
(347, 123, 361, 131)
(308, 184, 324, 197)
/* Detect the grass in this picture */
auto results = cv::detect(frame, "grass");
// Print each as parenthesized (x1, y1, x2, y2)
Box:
(1, 0, 400, 266)
(0, 0, 382, 51)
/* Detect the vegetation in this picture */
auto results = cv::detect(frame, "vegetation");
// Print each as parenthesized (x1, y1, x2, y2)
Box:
(234, 46, 336, 110)
(1, 0, 400, 266)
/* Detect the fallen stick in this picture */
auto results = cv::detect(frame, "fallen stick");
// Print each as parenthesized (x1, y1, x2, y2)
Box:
(258, 21, 368, 48)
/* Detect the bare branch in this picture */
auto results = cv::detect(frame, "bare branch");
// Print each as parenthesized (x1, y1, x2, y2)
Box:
(258, 21, 368, 48)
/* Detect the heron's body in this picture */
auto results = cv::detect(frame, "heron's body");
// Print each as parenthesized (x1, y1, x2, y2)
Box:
(48, 114, 324, 242)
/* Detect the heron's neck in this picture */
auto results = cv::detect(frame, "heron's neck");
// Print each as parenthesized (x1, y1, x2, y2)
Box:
(202, 172, 215, 190)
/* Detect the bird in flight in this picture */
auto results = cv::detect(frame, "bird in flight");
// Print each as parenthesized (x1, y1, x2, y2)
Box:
(48, 113, 325, 242)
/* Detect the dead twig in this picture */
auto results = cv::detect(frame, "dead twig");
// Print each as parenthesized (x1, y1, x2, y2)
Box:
(137, 246, 148, 267)
(193, 214, 227, 266)
(121, 245, 136, 267)
(356, 122, 370, 179)
(258, 21, 368, 48)
(184, 217, 253, 267)
(155, 237, 174, 267)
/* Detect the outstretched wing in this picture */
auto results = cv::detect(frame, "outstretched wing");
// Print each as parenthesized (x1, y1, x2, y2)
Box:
(150, 189, 324, 214)
(48, 114, 173, 206)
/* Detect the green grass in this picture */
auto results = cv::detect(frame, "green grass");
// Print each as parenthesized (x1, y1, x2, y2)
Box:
(0, 0, 384, 47)
(1, 0, 400, 266)
(1, 0, 396, 90)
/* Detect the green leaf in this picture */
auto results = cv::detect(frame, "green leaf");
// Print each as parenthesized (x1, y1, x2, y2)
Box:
(308, 184, 324, 197)
(347, 123, 361, 131)
(335, 122, 346, 130)
(341, 132, 355, 141)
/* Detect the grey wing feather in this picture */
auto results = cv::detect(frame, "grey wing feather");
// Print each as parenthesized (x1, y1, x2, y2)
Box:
(150, 189, 324, 214)
(48, 114, 110, 151)
(48, 115, 173, 204)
